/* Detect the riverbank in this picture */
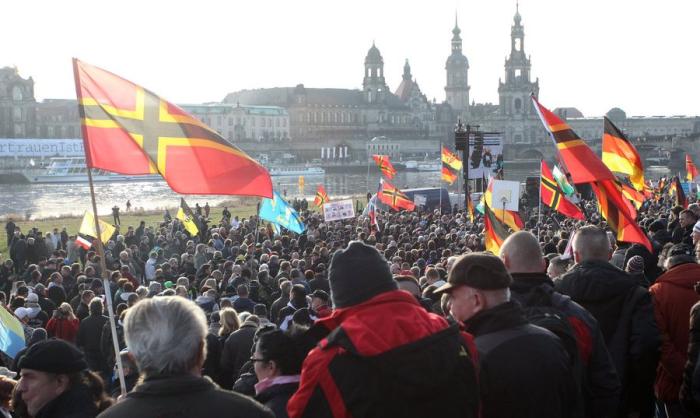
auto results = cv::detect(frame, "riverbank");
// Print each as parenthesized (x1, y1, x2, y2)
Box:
(0, 196, 369, 256)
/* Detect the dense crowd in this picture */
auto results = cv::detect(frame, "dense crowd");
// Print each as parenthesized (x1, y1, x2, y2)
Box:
(1, 193, 700, 418)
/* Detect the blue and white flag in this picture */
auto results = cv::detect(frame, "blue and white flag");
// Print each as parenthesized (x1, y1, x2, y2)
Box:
(0, 307, 25, 358)
(259, 192, 306, 234)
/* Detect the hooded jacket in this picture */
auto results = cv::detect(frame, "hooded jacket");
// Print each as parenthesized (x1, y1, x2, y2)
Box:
(649, 262, 700, 401)
(287, 290, 479, 418)
(556, 260, 660, 416)
(97, 375, 273, 418)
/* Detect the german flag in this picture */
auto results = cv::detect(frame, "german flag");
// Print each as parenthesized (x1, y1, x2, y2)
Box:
(533, 96, 614, 184)
(372, 155, 397, 179)
(314, 185, 329, 207)
(441, 163, 458, 184)
(617, 178, 645, 211)
(72, 59, 272, 197)
(484, 202, 509, 254)
(540, 161, 584, 220)
(670, 176, 688, 208)
(602, 117, 645, 191)
(466, 195, 475, 223)
(441, 146, 463, 171)
(378, 180, 415, 211)
(592, 179, 652, 251)
(687, 155, 699, 182)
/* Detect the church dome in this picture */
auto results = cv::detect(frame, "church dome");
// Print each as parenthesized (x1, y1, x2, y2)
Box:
(365, 42, 383, 65)
(606, 107, 627, 122)
(446, 52, 469, 68)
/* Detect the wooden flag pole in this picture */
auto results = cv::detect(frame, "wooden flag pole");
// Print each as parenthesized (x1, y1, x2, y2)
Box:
(74, 57, 127, 397)
(86, 168, 127, 397)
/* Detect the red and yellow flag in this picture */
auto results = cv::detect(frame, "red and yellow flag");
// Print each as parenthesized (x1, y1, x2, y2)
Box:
(314, 185, 329, 207)
(687, 155, 699, 182)
(441, 164, 458, 184)
(618, 179, 645, 211)
(441, 146, 463, 171)
(602, 117, 645, 191)
(540, 161, 585, 220)
(592, 179, 652, 251)
(466, 195, 475, 223)
(378, 180, 415, 211)
(483, 177, 524, 231)
(670, 176, 688, 208)
(372, 155, 397, 179)
(484, 202, 509, 254)
(73, 59, 272, 197)
(533, 96, 614, 184)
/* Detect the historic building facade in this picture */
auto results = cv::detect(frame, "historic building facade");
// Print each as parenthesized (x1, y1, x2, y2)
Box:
(0, 67, 36, 138)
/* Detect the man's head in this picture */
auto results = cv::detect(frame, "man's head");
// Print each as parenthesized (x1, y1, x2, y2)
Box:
(572, 226, 612, 263)
(499, 231, 545, 274)
(693, 220, 700, 246)
(310, 290, 330, 311)
(665, 243, 696, 269)
(547, 256, 570, 279)
(680, 210, 699, 228)
(124, 296, 207, 378)
(435, 253, 512, 322)
(17, 340, 88, 416)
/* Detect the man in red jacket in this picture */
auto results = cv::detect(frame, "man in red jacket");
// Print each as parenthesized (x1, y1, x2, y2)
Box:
(287, 241, 479, 418)
(650, 243, 700, 416)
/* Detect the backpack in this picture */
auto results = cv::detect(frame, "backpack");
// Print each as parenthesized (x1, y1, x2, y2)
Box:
(518, 285, 586, 418)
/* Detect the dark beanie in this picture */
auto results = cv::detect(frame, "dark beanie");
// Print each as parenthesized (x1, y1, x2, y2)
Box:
(329, 241, 397, 308)
(18, 339, 88, 374)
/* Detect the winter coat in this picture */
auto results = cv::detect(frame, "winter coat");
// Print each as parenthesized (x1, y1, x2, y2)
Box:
(556, 260, 660, 417)
(35, 383, 100, 418)
(681, 301, 700, 414)
(256, 381, 298, 418)
(464, 300, 579, 418)
(77, 314, 109, 373)
(97, 375, 273, 418)
(649, 262, 700, 401)
(288, 290, 479, 418)
(510, 273, 620, 417)
(220, 324, 258, 389)
(46, 317, 80, 344)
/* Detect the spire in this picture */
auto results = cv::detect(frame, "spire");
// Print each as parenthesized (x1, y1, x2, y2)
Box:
(403, 59, 412, 81)
(514, 1, 522, 25)
(451, 14, 462, 52)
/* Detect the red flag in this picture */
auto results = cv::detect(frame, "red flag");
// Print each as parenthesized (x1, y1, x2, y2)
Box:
(602, 117, 645, 191)
(484, 202, 509, 254)
(378, 180, 415, 211)
(687, 155, 699, 182)
(73, 59, 272, 197)
(671, 176, 688, 208)
(313, 185, 329, 207)
(533, 96, 614, 184)
(441, 164, 458, 184)
(540, 161, 585, 220)
(372, 155, 397, 179)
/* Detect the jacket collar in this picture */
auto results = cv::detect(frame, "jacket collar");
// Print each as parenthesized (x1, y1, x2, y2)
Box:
(462, 300, 527, 337)
(129, 374, 214, 398)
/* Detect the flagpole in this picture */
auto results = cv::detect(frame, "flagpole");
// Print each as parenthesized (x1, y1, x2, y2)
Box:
(74, 58, 126, 397)
(86, 167, 127, 397)
(537, 159, 542, 241)
(438, 140, 443, 215)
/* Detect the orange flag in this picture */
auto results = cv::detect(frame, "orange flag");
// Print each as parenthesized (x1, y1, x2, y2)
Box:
(372, 155, 397, 179)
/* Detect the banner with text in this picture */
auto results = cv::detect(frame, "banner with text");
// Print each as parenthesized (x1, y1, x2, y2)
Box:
(323, 199, 355, 222)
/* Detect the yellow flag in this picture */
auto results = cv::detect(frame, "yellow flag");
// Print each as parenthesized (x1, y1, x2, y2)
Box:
(79, 211, 116, 244)
(298, 175, 305, 195)
(176, 198, 199, 236)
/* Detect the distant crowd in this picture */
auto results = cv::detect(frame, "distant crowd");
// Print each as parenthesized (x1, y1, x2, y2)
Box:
(0, 193, 700, 417)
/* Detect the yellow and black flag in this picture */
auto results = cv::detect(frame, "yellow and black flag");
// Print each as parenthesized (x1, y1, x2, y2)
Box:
(602, 117, 645, 191)
(177, 198, 200, 236)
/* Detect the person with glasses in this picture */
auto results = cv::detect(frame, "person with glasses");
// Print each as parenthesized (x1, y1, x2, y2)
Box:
(251, 330, 304, 418)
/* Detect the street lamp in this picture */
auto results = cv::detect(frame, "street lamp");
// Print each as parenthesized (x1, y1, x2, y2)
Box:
(366, 136, 386, 193)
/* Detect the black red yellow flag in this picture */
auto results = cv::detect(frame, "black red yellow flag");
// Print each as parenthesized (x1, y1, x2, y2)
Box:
(540, 161, 584, 220)
(378, 180, 415, 211)
(602, 117, 645, 191)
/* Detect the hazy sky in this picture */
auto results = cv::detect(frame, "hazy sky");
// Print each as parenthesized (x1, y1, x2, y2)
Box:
(3, 0, 698, 117)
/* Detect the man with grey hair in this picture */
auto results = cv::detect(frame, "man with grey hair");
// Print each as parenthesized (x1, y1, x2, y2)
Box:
(98, 296, 272, 418)
(555, 226, 660, 417)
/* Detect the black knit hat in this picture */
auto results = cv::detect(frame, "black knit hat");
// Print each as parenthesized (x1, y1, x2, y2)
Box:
(18, 339, 88, 374)
(435, 253, 512, 293)
(329, 241, 397, 308)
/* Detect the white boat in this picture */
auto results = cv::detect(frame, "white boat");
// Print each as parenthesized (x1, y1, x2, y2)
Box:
(268, 165, 325, 177)
(417, 160, 441, 172)
(21, 157, 162, 184)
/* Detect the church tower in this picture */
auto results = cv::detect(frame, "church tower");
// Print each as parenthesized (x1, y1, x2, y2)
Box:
(363, 42, 388, 104)
(445, 15, 470, 118)
(498, 3, 539, 118)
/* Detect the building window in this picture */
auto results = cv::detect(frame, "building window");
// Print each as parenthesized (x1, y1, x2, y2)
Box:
(514, 98, 522, 113)
(12, 86, 23, 101)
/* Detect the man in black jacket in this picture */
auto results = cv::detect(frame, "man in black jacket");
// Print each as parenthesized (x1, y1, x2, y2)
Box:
(437, 252, 580, 418)
(500, 231, 621, 417)
(556, 226, 660, 418)
(98, 297, 272, 418)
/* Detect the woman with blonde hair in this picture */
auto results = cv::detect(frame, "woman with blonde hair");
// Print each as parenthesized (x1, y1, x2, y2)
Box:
(219, 307, 241, 338)
(45, 302, 80, 344)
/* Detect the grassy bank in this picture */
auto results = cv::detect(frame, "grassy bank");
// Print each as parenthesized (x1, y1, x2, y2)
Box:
(0, 196, 369, 256)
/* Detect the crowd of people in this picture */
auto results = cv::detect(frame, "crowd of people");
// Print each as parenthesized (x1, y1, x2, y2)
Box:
(0, 191, 700, 417)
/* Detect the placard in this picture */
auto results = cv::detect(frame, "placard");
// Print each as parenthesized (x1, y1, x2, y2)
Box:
(468, 133, 503, 179)
(491, 180, 520, 211)
(323, 199, 355, 222)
